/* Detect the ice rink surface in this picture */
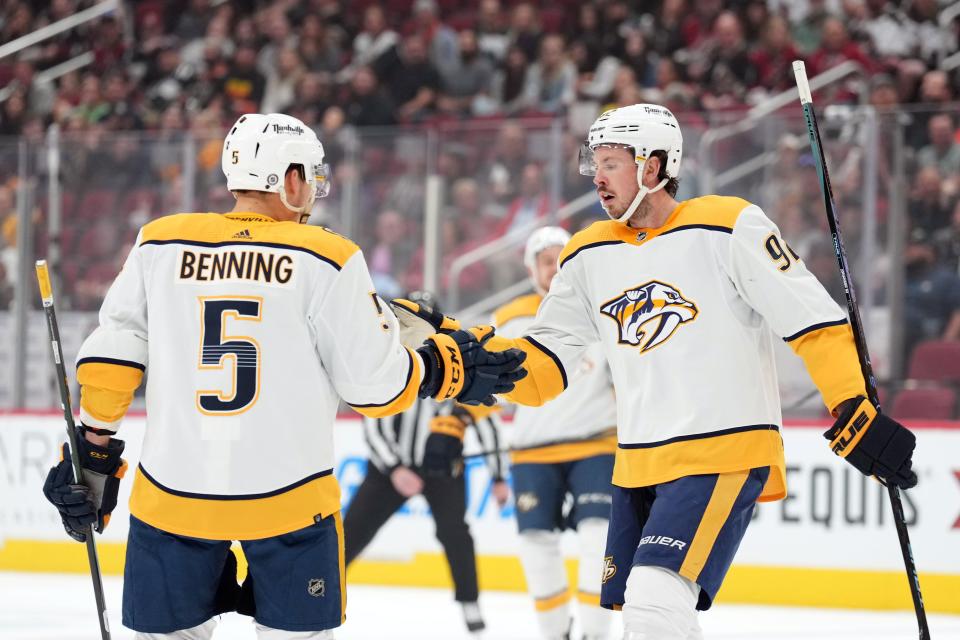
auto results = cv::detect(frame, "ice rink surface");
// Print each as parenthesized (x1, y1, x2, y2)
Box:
(3, 572, 959, 639)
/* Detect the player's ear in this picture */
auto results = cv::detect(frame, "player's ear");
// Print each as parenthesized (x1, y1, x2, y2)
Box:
(284, 163, 306, 196)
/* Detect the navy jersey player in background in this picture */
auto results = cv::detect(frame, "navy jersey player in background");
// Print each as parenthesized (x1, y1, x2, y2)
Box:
(40, 113, 526, 640)
(397, 103, 918, 639)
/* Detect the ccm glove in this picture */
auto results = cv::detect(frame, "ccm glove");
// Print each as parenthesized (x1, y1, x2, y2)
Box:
(417, 327, 527, 406)
(42, 427, 127, 542)
(389, 298, 461, 348)
(422, 415, 467, 478)
(825, 396, 917, 489)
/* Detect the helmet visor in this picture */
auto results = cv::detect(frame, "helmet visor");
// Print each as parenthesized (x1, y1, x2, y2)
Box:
(578, 143, 597, 176)
(313, 162, 331, 198)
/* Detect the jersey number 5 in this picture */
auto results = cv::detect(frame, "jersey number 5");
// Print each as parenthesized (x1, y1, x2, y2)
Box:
(197, 296, 262, 415)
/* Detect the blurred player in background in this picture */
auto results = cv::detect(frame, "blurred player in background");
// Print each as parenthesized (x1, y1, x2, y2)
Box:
(396, 103, 918, 640)
(492, 227, 616, 640)
(40, 113, 526, 640)
(344, 290, 509, 637)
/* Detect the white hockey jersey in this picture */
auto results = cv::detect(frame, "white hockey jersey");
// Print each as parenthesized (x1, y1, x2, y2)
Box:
(76, 211, 423, 540)
(491, 196, 867, 502)
(492, 293, 617, 463)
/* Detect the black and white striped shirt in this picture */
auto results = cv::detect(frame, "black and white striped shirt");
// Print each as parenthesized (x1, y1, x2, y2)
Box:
(362, 397, 505, 479)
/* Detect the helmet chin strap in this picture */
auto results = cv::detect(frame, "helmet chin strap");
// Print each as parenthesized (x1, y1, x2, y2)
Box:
(616, 161, 668, 224)
(279, 184, 316, 223)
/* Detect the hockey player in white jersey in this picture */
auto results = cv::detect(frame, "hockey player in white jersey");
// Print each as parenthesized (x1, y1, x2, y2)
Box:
(40, 113, 526, 640)
(493, 227, 616, 640)
(394, 104, 918, 639)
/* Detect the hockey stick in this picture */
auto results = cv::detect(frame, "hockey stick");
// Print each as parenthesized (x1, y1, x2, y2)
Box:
(35, 260, 112, 640)
(792, 62, 929, 639)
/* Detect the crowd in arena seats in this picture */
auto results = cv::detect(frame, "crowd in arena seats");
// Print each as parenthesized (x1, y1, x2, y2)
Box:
(0, 0, 959, 410)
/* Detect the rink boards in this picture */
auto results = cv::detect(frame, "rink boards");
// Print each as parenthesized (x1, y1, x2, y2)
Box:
(1, 413, 957, 613)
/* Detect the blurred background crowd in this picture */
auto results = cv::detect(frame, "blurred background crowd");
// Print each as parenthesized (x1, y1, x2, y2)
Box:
(0, 0, 959, 415)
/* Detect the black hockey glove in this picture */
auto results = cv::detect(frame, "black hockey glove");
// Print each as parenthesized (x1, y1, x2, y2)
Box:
(417, 327, 527, 406)
(825, 397, 917, 489)
(42, 427, 127, 542)
(422, 415, 467, 478)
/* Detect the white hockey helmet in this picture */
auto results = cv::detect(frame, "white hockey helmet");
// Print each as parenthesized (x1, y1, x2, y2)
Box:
(222, 113, 330, 218)
(579, 103, 682, 223)
(524, 225, 571, 271)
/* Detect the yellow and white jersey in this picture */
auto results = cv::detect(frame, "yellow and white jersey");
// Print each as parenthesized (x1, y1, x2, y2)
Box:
(76, 212, 422, 540)
(492, 293, 617, 463)
(492, 196, 867, 502)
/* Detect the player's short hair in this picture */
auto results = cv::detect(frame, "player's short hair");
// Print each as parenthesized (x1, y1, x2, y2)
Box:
(650, 150, 680, 197)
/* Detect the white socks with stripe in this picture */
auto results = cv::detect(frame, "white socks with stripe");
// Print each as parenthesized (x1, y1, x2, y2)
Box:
(518, 529, 572, 638)
(576, 517, 613, 639)
(622, 566, 702, 640)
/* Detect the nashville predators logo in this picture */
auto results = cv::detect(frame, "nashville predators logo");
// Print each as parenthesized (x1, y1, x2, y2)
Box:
(515, 492, 540, 513)
(602, 556, 617, 583)
(600, 281, 698, 353)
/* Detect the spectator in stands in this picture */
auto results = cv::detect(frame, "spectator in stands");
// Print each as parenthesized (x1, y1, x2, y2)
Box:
(808, 17, 874, 76)
(521, 34, 576, 114)
(861, 0, 920, 60)
(298, 13, 344, 74)
(343, 66, 396, 127)
(410, 0, 460, 79)
(486, 121, 529, 204)
(749, 15, 802, 93)
(375, 34, 441, 123)
(219, 45, 267, 118)
(573, 40, 622, 102)
(476, 0, 510, 60)
(908, 165, 951, 242)
(903, 238, 960, 356)
(932, 198, 960, 275)
(0, 91, 27, 136)
(918, 114, 960, 180)
(143, 47, 185, 112)
(288, 72, 333, 126)
(790, 0, 832, 53)
(262, 47, 306, 114)
(868, 73, 900, 108)
(8, 61, 55, 118)
(257, 11, 297, 78)
(679, 0, 723, 49)
(567, 5, 604, 59)
(909, 0, 957, 65)
(495, 163, 553, 237)
(403, 217, 491, 304)
(619, 30, 657, 89)
(73, 74, 110, 126)
(317, 105, 355, 167)
(492, 45, 530, 114)
(1, 3, 33, 44)
(92, 15, 126, 73)
(647, 0, 688, 57)
(508, 2, 543, 62)
(368, 209, 413, 299)
(691, 11, 755, 108)
(341, 6, 399, 81)
(438, 30, 496, 117)
(176, 0, 215, 42)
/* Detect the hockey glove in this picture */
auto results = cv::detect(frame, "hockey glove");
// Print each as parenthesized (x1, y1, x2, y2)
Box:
(390, 298, 461, 348)
(825, 396, 917, 489)
(422, 415, 467, 478)
(42, 427, 128, 542)
(417, 327, 527, 406)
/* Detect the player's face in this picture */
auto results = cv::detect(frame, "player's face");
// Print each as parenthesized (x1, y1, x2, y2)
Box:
(592, 146, 639, 220)
(532, 245, 562, 292)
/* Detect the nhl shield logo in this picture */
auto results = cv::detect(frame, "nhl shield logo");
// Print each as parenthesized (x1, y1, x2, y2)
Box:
(307, 578, 325, 597)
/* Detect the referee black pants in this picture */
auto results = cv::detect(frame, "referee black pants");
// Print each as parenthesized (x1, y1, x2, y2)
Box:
(343, 464, 479, 603)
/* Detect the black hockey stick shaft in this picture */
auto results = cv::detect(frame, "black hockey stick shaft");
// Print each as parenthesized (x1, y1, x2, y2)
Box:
(35, 260, 112, 640)
(792, 62, 929, 639)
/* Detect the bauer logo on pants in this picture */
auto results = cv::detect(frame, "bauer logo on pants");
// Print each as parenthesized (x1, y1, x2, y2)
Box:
(307, 578, 325, 597)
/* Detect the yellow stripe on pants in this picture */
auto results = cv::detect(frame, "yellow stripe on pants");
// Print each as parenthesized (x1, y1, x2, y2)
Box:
(679, 470, 749, 583)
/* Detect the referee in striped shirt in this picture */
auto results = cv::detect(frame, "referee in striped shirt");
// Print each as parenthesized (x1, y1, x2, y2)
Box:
(343, 292, 509, 635)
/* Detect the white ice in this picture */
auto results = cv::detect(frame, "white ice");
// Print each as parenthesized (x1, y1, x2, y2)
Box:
(2, 572, 958, 640)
